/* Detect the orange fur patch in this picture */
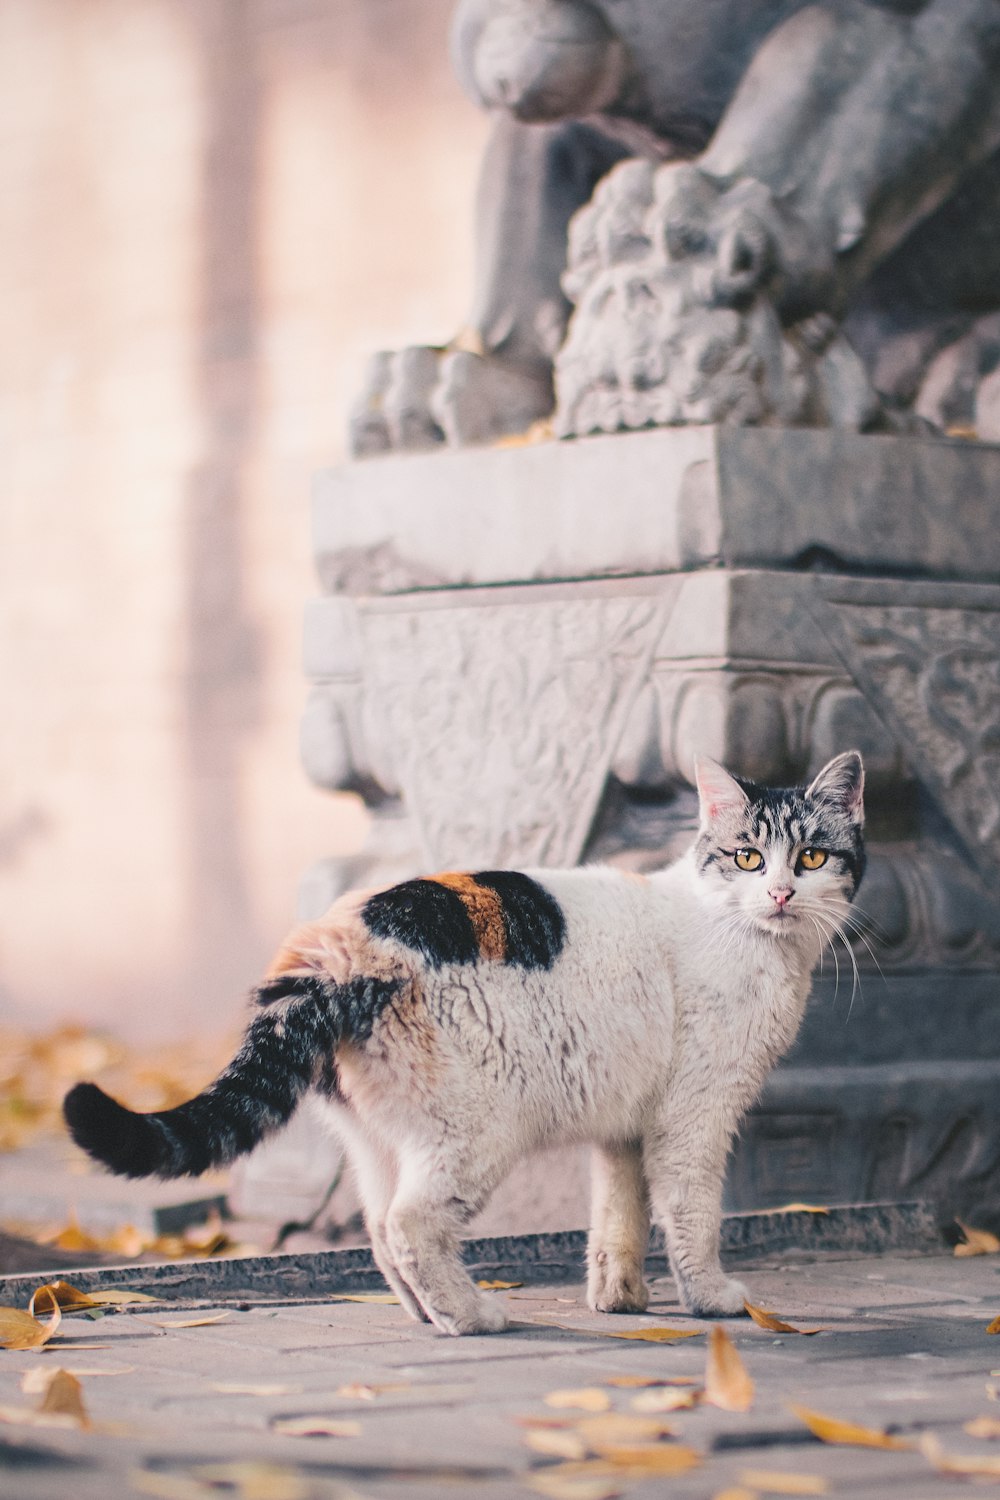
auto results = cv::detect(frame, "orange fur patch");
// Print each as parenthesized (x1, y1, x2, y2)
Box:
(432, 873, 507, 962)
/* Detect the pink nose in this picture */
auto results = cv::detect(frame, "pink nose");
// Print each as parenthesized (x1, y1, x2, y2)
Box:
(769, 886, 793, 908)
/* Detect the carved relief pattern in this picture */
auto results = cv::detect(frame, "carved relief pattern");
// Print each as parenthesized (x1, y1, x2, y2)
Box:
(359, 591, 678, 869)
(828, 604, 1000, 882)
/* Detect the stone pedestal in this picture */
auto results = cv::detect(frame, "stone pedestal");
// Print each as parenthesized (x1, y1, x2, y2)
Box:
(297, 427, 1000, 1226)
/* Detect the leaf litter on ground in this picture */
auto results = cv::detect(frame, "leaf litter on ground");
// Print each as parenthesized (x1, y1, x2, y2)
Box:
(271, 1414, 362, 1438)
(738, 1470, 828, 1494)
(705, 1326, 754, 1412)
(544, 1389, 612, 1412)
(744, 1301, 825, 1335)
(789, 1403, 911, 1450)
(954, 1219, 1000, 1257)
(0, 1295, 61, 1350)
(0, 1367, 90, 1429)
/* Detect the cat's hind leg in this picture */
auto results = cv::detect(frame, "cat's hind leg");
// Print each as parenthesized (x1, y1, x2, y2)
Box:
(587, 1140, 650, 1314)
(384, 1152, 509, 1336)
(643, 1131, 748, 1318)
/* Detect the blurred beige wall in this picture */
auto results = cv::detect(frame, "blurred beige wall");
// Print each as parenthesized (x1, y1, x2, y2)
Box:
(0, 0, 488, 1040)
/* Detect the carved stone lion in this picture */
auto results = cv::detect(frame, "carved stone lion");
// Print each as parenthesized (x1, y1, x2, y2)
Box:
(350, 0, 1000, 452)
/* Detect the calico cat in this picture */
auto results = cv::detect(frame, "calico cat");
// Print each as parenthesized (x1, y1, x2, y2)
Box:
(64, 751, 865, 1336)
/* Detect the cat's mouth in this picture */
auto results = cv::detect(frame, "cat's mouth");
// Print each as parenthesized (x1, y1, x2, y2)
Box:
(760, 907, 798, 932)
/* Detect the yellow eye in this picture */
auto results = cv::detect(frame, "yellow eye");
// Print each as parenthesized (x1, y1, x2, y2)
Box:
(734, 849, 763, 872)
(799, 847, 828, 871)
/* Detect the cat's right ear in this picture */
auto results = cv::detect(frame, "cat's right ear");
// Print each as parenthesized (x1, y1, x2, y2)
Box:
(694, 757, 748, 826)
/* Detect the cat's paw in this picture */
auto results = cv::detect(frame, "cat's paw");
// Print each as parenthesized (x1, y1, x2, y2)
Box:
(433, 1294, 511, 1337)
(588, 1258, 650, 1315)
(681, 1275, 749, 1318)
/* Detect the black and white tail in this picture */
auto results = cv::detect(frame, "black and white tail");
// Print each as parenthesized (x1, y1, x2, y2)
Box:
(62, 973, 396, 1179)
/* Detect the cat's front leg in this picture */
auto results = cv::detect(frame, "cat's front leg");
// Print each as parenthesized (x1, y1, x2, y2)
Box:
(587, 1140, 650, 1314)
(644, 1137, 748, 1319)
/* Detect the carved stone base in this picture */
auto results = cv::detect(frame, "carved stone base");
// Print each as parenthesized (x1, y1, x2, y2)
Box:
(296, 426, 1000, 1227)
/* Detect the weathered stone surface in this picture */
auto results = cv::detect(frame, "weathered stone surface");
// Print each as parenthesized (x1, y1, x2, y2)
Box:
(316, 428, 1000, 595)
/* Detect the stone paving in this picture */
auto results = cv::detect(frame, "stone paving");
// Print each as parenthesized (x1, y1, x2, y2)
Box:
(4, 1235, 1000, 1500)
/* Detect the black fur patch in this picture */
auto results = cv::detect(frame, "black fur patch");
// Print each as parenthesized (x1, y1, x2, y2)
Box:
(471, 871, 566, 969)
(362, 879, 480, 968)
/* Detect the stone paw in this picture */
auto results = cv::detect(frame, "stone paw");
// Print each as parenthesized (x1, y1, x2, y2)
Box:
(680, 1275, 750, 1319)
(588, 1259, 650, 1315)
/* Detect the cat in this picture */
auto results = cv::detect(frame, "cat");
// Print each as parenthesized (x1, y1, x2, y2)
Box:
(64, 750, 865, 1336)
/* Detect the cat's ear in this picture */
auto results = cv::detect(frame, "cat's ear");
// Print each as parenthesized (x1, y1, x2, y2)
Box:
(694, 757, 748, 825)
(806, 750, 864, 823)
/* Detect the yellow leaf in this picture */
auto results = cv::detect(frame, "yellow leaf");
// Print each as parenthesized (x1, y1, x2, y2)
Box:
(577, 1413, 678, 1447)
(955, 1219, 1000, 1257)
(524, 1461, 625, 1500)
(921, 1432, 1000, 1478)
(329, 1293, 400, 1304)
(600, 1325, 701, 1343)
(270, 1414, 361, 1438)
(987, 1315, 1000, 1335)
(789, 1403, 910, 1450)
(196, 1461, 311, 1500)
(705, 1326, 754, 1412)
(965, 1416, 1000, 1439)
(544, 1388, 612, 1413)
(775, 1204, 829, 1215)
(524, 1426, 589, 1461)
(210, 1383, 302, 1397)
(477, 1279, 523, 1290)
(37, 1369, 90, 1427)
(130, 1472, 215, 1500)
(630, 1387, 700, 1412)
(22, 1363, 132, 1388)
(335, 1381, 409, 1400)
(27, 1281, 98, 1315)
(605, 1375, 698, 1388)
(87, 1289, 160, 1306)
(152, 1313, 230, 1329)
(711, 1490, 759, 1500)
(0, 1298, 61, 1350)
(744, 1301, 825, 1336)
(584, 1443, 701, 1476)
(739, 1470, 827, 1495)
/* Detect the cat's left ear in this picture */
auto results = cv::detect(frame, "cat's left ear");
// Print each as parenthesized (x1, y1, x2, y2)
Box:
(806, 750, 865, 823)
(695, 757, 748, 826)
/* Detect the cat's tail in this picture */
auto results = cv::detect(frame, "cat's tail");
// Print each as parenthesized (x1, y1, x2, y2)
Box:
(62, 971, 396, 1179)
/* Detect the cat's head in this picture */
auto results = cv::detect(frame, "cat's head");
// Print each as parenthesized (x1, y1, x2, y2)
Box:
(692, 751, 865, 941)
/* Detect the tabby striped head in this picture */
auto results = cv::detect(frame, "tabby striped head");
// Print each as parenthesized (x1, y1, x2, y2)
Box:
(693, 751, 865, 941)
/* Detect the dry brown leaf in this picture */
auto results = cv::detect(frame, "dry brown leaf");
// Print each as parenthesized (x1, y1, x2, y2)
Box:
(477, 1279, 523, 1289)
(271, 1413, 361, 1438)
(27, 1280, 98, 1315)
(789, 1403, 910, 1450)
(544, 1388, 612, 1413)
(599, 1325, 701, 1343)
(630, 1386, 701, 1412)
(705, 1326, 754, 1412)
(739, 1470, 827, 1495)
(711, 1489, 759, 1500)
(524, 1426, 589, 1461)
(964, 1416, 1000, 1439)
(0, 1297, 61, 1350)
(774, 1203, 829, 1215)
(921, 1431, 1000, 1478)
(524, 1462, 625, 1500)
(744, 1302, 825, 1336)
(130, 1473, 217, 1500)
(987, 1315, 1000, 1335)
(577, 1413, 678, 1447)
(585, 1443, 701, 1476)
(196, 1461, 312, 1500)
(22, 1363, 132, 1388)
(605, 1375, 698, 1389)
(329, 1293, 400, 1304)
(210, 1382, 302, 1397)
(89, 1288, 160, 1305)
(955, 1219, 1000, 1257)
(152, 1313, 231, 1329)
(37, 1369, 90, 1426)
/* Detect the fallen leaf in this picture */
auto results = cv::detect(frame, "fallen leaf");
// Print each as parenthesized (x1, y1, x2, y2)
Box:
(37, 1369, 90, 1427)
(605, 1375, 698, 1389)
(152, 1314, 231, 1329)
(705, 1326, 754, 1412)
(598, 1325, 701, 1343)
(987, 1315, 1000, 1335)
(711, 1490, 759, 1500)
(630, 1387, 701, 1412)
(544, 1389, 612, 1413)
(921, 1431, 1000, 1477)
(197, 1461, 312, 1500)
(524, 1462, 625, 1500)
(965, 1416, 1000, 1439)
(739, 1470, 827, 1495)
(956, 1220, 1000, 1257)
(336, 1381, 409, 1400)
(210, 1383, 302, 1397)
(87, 1289, 160, 1306)
(524, 1426, 589, 1460)
(329, 1293, 400, 1304)
(774, 1204, 829, 1215)
(585, 1443, 701, 1476)
(744, 1302, 825, 1336)
(131, 1473, 216, 1500)
(789, 1403, 910, 1450)
(27, 1281, 98, 1316)
(0, 1298, 61, 1350)
(477, 1279, 523, 1290)
(577, 1413, 678, 1447)
(270, 1414, 362, 1438)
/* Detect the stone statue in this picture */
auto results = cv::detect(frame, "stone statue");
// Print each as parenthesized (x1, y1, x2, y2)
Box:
(350, 0, 1000, 453)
